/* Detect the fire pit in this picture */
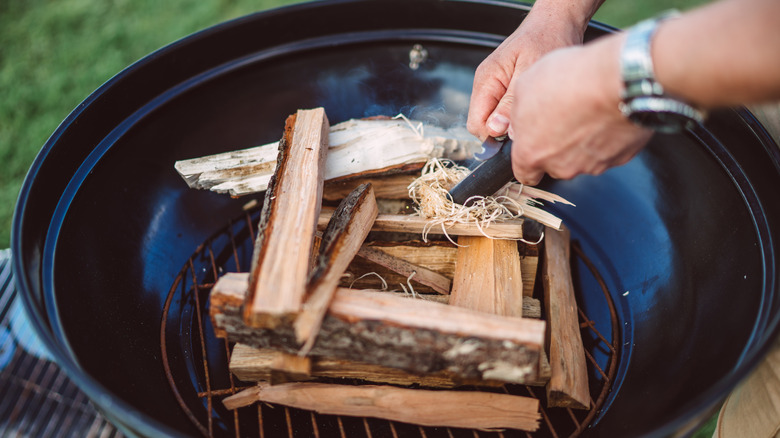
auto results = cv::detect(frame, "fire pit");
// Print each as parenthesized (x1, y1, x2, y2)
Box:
(12, 1, 780, 437)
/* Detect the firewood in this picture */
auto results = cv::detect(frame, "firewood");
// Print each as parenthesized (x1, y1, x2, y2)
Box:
(449, 236, 550, 386)
(494, 184, 576, 231)
(318, 212, 526, 239)
(543, 225, 589, 409)
(222, 382, 541, 431)
(295, 184, 378, 353)
(450, 236, 525, 316)
(174, 118, 480, 197)
(229, 344, 502, 388)
(244, 108, 329, 329)
(344, 241, 537, 297)
(323, 174, 416, 201)
(355, 246, 451, 295)
(211, 273, 545, 384)
(344, 241, 456, 294)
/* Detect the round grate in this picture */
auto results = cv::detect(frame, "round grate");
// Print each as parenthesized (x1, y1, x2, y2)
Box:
(161, 206, 620, 438)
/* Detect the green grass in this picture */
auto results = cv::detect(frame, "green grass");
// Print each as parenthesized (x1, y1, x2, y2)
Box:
(0, 0, 709, 249)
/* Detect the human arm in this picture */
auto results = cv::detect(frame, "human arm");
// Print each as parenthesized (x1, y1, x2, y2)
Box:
(506, 0, 780, 185)
(466, 0, 604, 141)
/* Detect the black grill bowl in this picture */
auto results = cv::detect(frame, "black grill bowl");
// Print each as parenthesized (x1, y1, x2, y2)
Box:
(12, 1, 780, 437)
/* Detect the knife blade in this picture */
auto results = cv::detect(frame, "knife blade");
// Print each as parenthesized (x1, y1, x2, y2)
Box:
(448, 137, 515, 206)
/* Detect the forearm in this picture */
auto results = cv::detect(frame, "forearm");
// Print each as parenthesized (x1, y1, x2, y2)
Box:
(653, 0, 780, 107)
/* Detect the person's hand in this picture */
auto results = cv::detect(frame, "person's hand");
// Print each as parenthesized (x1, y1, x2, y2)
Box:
(466, 4, 588, 141)
(507, 35, 653, 185)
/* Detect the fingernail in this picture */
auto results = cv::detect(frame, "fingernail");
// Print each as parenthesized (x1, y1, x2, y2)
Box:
(487, 114, 510, 134)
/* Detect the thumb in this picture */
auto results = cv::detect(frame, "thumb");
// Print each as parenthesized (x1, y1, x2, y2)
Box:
(485, 92, 515, 138)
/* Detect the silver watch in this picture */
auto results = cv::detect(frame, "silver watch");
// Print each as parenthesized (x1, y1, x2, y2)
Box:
(619, 11, 706, 133)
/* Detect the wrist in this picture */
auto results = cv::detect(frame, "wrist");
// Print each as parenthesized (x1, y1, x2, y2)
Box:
(526, 0, 598, 42)
(617, 13, 706, 132)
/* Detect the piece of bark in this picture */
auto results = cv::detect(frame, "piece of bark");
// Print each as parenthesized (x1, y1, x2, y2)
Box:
(543, 225, 589, 409)
(211, 273, 545, 384)
(223, 382, 540, 431)
(295, 184, 378, 352)
(244, 108, 329, 328)
(175, 118, 481, 197)
(319, 212, 525, 239)
(229, 344, 503, 388)
(355, 246, 451, 295)
(323, 174, 416, 201)
(450, 236, 525, 316)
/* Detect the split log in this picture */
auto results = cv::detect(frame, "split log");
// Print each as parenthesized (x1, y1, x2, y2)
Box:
(450, 236, 525, 316)
(450, 236, 549, 386)
(223, 382, 540, 431)
(229, 344, 502, 388)
(343, 240, 537, 296)
(344, 241, 456, 294)
(174, 118, 480, 197)
(295, 184, 378, 352)
(211, 273, 545, 384)
(543, 225, 589, 409)
(319, 211, 526, 239)
(355, 246, 451, 295)
(244, 108, 329, 328)
(323, 174, 416, 201)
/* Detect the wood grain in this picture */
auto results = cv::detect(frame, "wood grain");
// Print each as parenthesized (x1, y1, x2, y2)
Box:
(543, 226, 589, 409)
(244, 108, 329, 328)
(223, 382, 540, 431)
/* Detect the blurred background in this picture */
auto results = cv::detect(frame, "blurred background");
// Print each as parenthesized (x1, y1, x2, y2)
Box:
(0, 0, 713, 249)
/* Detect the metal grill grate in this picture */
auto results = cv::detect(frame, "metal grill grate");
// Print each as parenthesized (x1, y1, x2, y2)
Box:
(161, 209, 620, 438)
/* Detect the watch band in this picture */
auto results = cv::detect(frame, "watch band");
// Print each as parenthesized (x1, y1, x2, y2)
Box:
(619, 10, 706, 132)
(620, 11, 679, 100)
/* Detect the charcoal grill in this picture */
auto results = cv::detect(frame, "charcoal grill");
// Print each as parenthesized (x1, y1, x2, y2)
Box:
(160, 206, 619, 438)
(12, 0, 780, 437)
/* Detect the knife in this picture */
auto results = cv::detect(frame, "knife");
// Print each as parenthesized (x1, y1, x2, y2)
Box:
(448, 136, 515, 206)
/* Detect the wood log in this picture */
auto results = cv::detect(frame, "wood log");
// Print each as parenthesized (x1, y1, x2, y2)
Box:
(319, 211, 525, 239)
(211, 273, 545, 384)
(450, 236, 525, 316)
(355, 246, 451, 295)
(244, 108, 329, 328)
(295, 184, 378, 352)
(174, 118, 480, 197)
(543, 225, 589, 409)
(342, 240, 537, 296)
(323, 174, 416, 201)
(449, 235, 551, 386)
(222, 382, 540, 431)
(344, 241, 456, 294)
(229, 344, 501, 388)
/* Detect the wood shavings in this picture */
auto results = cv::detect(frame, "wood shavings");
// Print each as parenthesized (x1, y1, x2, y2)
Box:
(408, 158, 545, 244)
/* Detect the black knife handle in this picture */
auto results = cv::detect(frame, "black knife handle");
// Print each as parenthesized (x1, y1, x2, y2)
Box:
(448, 139, 515, 206)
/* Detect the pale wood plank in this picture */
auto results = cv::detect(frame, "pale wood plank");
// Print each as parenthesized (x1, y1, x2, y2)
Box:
(543, 225, 590, 409)
(244, 108, 329, 328)
(223, 382, 540, 431)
